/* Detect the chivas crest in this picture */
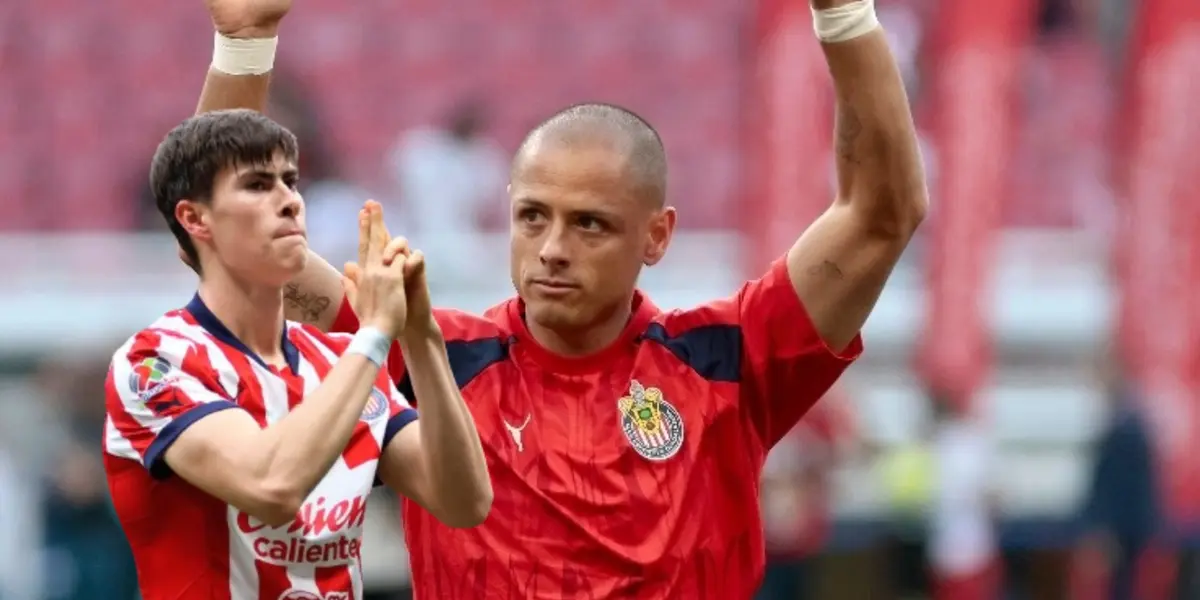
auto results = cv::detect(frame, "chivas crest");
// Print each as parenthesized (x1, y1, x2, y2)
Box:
(618, 380, 684, 461)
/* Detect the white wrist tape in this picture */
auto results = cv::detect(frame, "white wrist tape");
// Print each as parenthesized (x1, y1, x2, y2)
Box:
(346, 327, 391, 368)
(211, 32, 278, 76)
(812, 0, 880, 43)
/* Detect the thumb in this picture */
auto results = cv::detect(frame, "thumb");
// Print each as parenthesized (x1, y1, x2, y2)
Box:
(402, 250, 426, 281)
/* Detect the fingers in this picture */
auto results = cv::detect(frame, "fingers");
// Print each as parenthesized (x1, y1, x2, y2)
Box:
(343, 261, 362, 283)
(402, 249, 426, 279)
(369, 202, 390, 262)
(356, 207, 370, 270)
(382, 237, 410, 266)
(365, 201, 386, 266)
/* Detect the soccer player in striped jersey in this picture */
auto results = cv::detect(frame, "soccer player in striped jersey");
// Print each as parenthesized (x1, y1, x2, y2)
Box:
(102, 4, 491, 597)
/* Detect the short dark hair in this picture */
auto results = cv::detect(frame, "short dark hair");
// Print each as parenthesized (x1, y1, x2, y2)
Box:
(516, 102, 668, 206)
(150, 109, 299, 273)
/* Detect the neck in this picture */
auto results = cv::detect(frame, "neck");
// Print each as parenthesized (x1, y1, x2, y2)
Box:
(197, 269, 286, 365)
(527, 299, 632, 358)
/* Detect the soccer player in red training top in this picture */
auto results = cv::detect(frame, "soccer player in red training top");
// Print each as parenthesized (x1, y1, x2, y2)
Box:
(102, 3, 491, 598)
(199, 0, 926, 597)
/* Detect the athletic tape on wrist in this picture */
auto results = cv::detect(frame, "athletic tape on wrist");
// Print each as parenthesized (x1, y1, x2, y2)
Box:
(211, 32, 278, 76)
(346, 327, 390, 368)
(812, 0, 880, 43)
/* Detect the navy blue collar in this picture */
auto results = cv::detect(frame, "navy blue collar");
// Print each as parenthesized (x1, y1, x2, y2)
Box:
(186, 293, 301, 373)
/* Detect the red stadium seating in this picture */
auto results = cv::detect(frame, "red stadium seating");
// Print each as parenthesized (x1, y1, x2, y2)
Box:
(0, 1, 1113, 231)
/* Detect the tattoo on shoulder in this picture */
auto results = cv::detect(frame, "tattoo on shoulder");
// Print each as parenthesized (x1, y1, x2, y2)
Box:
(807, 260, 845, 280)
(835, 103, 863, 165)
(283, 283, 332, 325)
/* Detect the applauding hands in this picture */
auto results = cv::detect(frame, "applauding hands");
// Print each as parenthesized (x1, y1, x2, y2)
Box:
(342, 201, 437, 340)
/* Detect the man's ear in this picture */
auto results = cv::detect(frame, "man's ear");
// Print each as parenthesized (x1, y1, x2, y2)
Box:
(175, 199, 212, 242)
(643, 207, 676, 266)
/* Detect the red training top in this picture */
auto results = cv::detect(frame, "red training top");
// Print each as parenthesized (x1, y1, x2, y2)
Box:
(332, 257, 862, 599)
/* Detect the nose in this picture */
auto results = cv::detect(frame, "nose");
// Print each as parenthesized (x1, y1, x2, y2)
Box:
(278, 186, 303, 220)
(538, 221, 570, 269)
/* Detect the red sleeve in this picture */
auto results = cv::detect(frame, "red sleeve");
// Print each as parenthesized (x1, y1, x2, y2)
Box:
(738, 257, 862, 447)
(666, 256, 862, 450)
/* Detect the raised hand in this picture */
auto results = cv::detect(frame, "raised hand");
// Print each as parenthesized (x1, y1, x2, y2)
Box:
(205, 0, 291, 38)
(392, 244, 436, 339)
(342, 201, 409, 339)
(343, 205, 437, 340)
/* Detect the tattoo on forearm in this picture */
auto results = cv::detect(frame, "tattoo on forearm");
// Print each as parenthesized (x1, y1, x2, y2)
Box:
(835, 102, 863, 165)
(283, 283, 332, 325)
(807, 260, 845, 280)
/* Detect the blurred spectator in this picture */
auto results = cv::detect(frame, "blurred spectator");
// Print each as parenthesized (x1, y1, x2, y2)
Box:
(34, 355, 138, 600)
(1078, 379, 1162, 600)
(387, 97, 506, 283)
(40, 439, 138, 600)
(880, 419, 934, 598)
(928, 395, 1002, 600)
(0, 445, 39, 600)
(757, 394, 856, 600)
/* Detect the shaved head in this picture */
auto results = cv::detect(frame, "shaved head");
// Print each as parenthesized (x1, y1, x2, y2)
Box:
(514, 103, 668, 207)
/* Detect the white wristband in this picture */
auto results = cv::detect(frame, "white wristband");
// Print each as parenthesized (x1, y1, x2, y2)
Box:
(346, 327, 391, 368)
(812, 0, 880, 43)
(211, 32, 278, 76)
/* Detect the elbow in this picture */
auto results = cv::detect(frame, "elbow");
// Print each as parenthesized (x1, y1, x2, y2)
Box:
(438, 486, 494, 529)
(247, 480, 306, 528)
(857, 186, 927, 241)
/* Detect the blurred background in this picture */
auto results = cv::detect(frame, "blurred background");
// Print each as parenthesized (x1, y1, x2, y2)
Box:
(1, 0, 1198, 598)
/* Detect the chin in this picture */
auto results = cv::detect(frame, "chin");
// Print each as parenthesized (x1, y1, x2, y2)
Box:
(524, 300, 587, 332)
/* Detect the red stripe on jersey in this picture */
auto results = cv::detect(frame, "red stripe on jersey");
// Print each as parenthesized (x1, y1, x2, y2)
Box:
(189, 317, 269, 426)
(104, 368, 154, 460)
(255, 561, 293, 598)
(314, 565, 354, 598)
(148, 327, 230, 395)
(279, 348, 306, 411)
(297, 332, 381, 469)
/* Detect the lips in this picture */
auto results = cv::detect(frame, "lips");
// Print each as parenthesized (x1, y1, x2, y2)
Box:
(530, 278, 578, 290)
(275, 227, 306, 239)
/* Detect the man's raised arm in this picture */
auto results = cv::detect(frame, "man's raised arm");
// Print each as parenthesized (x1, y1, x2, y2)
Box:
(785, 0, 928, 351)
(195, 0, 290, 115)
(190, 0, 349, 329)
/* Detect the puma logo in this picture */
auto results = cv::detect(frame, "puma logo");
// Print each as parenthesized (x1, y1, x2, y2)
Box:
(504, 415, 532, 452)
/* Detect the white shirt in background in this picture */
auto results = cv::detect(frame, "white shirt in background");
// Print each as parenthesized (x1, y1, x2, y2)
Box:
(388, 127, 507, 282)
(930, 418, 997, 575)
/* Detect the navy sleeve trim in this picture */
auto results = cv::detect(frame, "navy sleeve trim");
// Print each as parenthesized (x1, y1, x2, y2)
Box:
(145, 400, 242, 480)
(395, 337, 508, 404)
(375, 409, 420, 487)
(641, 323, 742, 383)
(381, 409, 419, 450)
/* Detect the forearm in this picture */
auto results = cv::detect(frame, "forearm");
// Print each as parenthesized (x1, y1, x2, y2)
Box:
(196, 24, 279, 115)
(254, 351, 380, 503)
(197, 70, 272, 115)
(820, 12, 926, 235)
(401, 330, 492, 520)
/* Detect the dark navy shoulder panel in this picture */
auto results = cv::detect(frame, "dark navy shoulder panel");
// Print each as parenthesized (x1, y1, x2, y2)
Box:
(395, 336, 510, 401)
(640, 323, 742, 383)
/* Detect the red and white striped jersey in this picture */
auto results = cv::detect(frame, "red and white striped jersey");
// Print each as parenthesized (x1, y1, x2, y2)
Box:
(103, 295, 417, 600)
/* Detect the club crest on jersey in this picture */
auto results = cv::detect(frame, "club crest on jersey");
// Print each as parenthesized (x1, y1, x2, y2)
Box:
(361, 388, 389, 422)
(278, 591, 348, 600)
(618, 380, 684, 461)
(129, 357, 176, 402)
